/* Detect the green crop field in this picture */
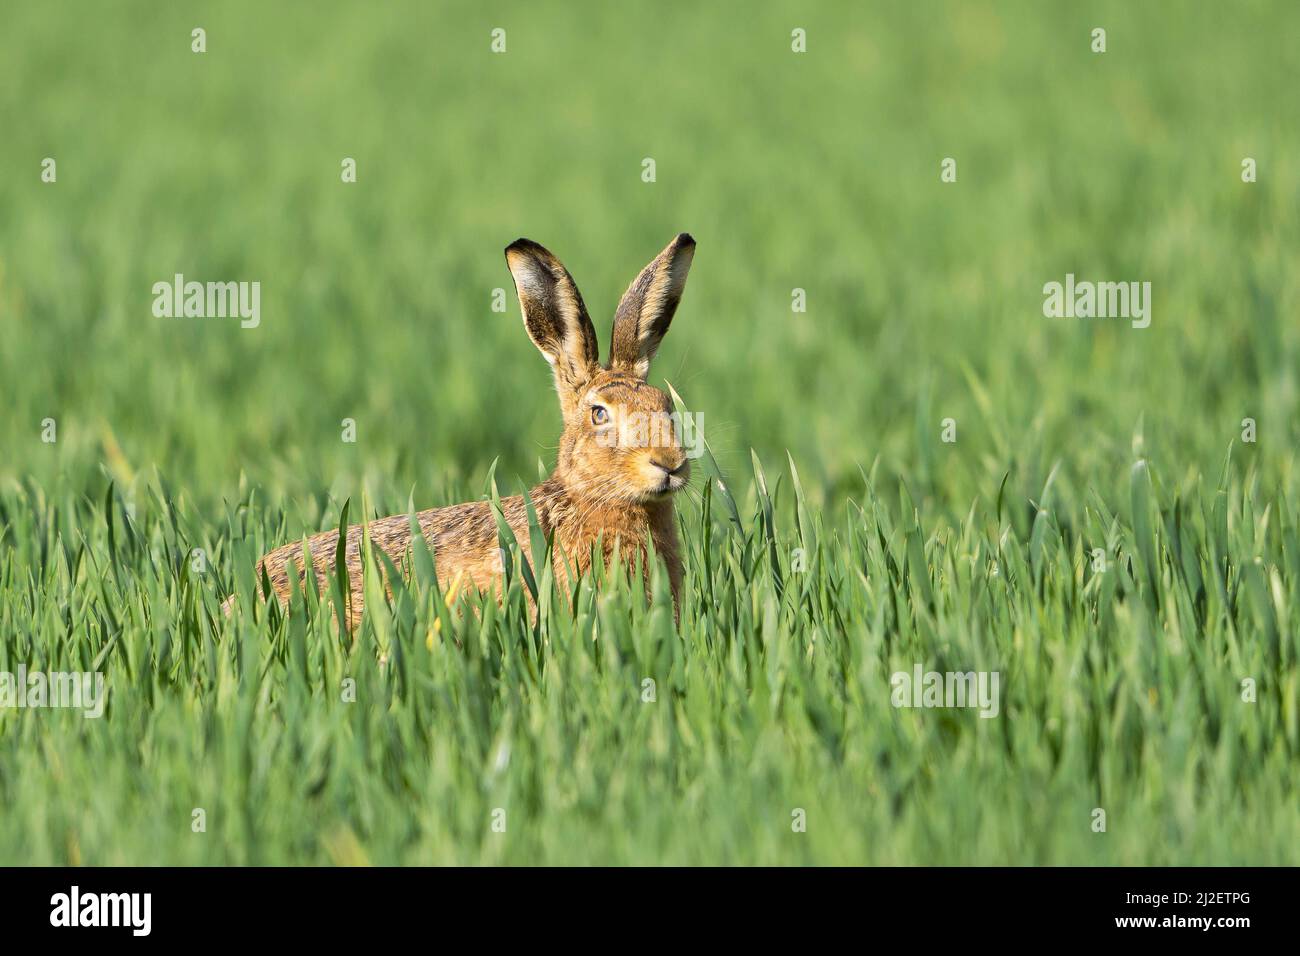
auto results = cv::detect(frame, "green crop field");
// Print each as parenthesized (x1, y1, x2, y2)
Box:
(1, 1, 1297, 865)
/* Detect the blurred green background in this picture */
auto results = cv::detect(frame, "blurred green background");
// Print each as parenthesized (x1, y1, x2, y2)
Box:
(3, 0, 1295, 522)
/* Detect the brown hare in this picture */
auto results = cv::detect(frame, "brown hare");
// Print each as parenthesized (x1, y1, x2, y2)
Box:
(225, 233, 697, 629)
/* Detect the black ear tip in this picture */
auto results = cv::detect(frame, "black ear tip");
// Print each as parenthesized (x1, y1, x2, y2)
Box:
(675, 232, 696, 248)
(505, 238, 535, 257)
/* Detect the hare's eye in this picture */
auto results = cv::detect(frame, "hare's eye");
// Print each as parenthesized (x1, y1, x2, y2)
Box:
(591, 405, 610, 426)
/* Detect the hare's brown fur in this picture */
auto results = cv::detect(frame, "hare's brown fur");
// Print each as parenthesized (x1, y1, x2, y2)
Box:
(229, 234, 697, 629)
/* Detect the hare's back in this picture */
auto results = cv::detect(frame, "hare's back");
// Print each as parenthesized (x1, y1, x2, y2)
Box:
(416, 497, 531, 593)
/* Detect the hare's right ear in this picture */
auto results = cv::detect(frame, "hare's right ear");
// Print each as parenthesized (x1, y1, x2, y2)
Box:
(505, 239, 601, 411)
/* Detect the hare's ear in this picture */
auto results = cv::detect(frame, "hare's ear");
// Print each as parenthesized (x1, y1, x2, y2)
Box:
(608, 233, 695, 379)
(505, 239, 601, 408)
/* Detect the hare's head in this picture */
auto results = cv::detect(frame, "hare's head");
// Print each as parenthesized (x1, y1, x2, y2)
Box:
(505, 233, 696, 504)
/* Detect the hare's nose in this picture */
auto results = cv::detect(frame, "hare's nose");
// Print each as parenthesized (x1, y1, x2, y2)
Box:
(651, 455, 687, 476)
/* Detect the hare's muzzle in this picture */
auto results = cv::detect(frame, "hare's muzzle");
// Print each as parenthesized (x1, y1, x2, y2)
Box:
(648, 454, 690, 495)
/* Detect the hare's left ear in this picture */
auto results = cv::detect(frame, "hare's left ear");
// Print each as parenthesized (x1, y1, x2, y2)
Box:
(608, 233, 695, 379)
(505, 239, 601, 410)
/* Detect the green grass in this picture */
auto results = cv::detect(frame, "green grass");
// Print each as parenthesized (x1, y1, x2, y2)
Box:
(1, 0, 1298, 864)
